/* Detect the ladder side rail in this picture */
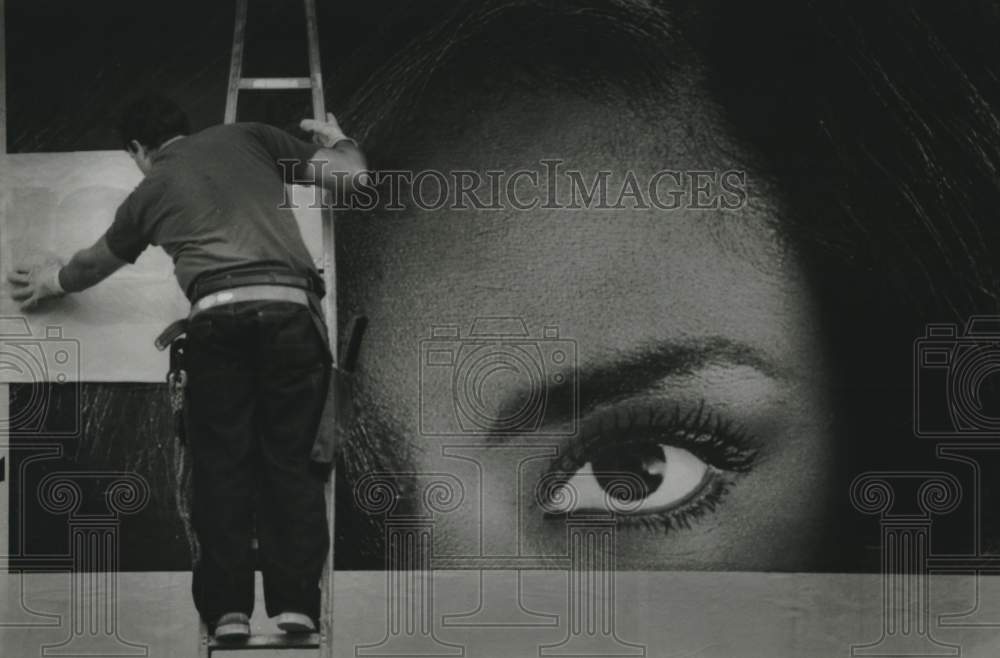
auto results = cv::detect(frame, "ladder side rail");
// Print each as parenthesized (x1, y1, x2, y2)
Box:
(223, 0, 249, 124)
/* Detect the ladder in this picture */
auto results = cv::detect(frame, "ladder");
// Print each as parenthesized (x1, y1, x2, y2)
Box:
(200, 0, 336, 655)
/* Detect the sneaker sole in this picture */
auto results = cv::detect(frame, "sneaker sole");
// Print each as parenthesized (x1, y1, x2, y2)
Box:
(214, 622, 250, 641)
(276, 619, 315, 634)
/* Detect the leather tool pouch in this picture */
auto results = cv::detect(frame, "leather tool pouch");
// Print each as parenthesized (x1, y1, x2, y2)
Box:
(156, 319, 190, 446)
(310, 315, 367, 466)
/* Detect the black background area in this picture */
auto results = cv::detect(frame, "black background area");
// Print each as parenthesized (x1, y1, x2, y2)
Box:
(9, 383, 190, 571)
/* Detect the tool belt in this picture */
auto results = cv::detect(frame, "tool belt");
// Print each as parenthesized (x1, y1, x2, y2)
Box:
(192, 284, 309, 315)
(155, 265, 329, 447)
(186, 262, 323, 301)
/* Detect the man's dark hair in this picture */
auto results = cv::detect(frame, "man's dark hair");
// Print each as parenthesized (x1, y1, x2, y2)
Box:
(117, 93, 191, 151)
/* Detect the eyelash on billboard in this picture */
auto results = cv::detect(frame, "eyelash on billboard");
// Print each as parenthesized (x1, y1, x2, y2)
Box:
(542, 401, 760, 533)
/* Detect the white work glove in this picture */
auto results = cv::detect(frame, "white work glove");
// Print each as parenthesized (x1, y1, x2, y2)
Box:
(300, 112, 357, 149)
(7, 258, 66, 311)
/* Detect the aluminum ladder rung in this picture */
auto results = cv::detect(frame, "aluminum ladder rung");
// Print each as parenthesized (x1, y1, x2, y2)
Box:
(208, 633, 323, 651)
(223, 0, 327, 125)
(239, 77, 313, 90)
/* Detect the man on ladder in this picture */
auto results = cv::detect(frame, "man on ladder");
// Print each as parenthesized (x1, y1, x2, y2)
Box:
(7, 93, 365, 641)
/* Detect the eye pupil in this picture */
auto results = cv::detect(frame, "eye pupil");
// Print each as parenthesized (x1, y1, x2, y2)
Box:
(592, 444, 666, 502)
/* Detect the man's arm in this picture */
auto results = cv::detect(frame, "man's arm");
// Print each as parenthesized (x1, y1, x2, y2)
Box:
(7, 236, 127, 310)
(59, 236, 128, 291)
(305, 141, 370, 192)
(299, 113, 370, 191)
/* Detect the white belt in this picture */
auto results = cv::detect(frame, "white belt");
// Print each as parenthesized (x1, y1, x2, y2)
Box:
(191, 284, 309, 316)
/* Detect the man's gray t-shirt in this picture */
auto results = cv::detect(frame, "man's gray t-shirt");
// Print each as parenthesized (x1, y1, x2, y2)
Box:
(105, 122, 320, 299)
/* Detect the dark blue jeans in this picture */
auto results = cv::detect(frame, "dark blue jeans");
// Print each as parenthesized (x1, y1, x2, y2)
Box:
(184, 300, 331, 624)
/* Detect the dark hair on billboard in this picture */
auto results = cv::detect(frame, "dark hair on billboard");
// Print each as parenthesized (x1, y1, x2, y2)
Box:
(117, 93, 191, 151)
(335, 0, 1000, 316)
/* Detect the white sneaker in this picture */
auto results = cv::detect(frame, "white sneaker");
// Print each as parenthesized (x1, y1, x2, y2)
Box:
(214, 612, 250, 640)
(275, 612, 316, 633)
